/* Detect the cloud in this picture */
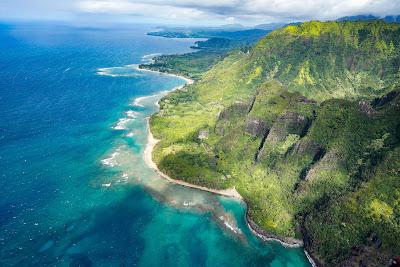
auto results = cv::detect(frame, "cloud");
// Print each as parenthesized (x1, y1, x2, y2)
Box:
(76, 1, 217, 22)
(1, 0, 400, 25)
(75, 0, 400, 23)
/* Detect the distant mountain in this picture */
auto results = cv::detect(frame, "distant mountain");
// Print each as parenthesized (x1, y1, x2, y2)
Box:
(337, 14, 379, 21)
(337, 14, 400, 23)
(384, 15, 400, 23)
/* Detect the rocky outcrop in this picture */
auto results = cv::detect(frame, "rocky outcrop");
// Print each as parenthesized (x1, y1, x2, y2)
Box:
(198, 129, 209, 140)
(371, 89, 399, 108)
(292, 139, 326, 180)
(266, 112, 311, 144)
(297, 95, 317, 104)
(217, 102, 249, 120)
(358, 100, 377, 117)
(292, 139, 325, 161)
(254, 133, 270, 162)
(215, 102, 249, 135)
(245, 117, 271, 162)
(304, 149, 344, 181)
(245, 117, 269, 138)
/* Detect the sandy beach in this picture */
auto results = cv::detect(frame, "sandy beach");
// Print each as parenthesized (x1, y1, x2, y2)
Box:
(138, 62, 241, 199)
(144, 121, 243, 200)
(135, 64, 195, 86)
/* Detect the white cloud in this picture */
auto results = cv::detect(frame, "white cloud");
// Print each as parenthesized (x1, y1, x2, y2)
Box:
(77, 1, 211, 21)
(1, 0, 400, 25)
(75, 0, 400, 24)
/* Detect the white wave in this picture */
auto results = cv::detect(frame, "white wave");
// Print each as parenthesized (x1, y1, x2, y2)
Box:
(141, 53, 161, 63)
(126, 131, 135, 137)
(101, 152, 120, 167)
(142, 53, 161, 59)
(97, 67, 117, 77)
(224, 221, 238, 234)
(96, 65, 142, 77)
(125, 110, 138, 118)
(122, 173, 129, 181)
(112, 117, 134, 130)
(130, 91, 169, 108)
(183, 201, 195, 206)
(218, 216, 241, 234)
(131, 97, 145, 107)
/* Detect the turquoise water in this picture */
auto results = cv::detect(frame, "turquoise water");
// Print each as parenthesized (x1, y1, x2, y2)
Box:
(0, 22, 311, 266)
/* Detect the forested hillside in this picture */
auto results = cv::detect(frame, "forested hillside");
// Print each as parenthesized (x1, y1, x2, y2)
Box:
(149, 20, 400, 266)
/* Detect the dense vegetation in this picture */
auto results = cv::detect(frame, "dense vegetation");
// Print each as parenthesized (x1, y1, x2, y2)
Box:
(191, 38, 234, 50)
(141, 28, 269, 80)
(139, 50, 230, 80)
(149, 21, 400, 266)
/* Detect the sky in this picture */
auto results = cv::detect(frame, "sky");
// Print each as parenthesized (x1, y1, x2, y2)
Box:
(1, 0, 400, 26)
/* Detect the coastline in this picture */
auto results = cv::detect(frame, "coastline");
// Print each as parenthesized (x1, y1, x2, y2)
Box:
(245, 211, 303, 248)
(137, 62, 317, 267)
(144, 120, 243, 200)
(136, 64, 194, 86)
(139, 61, 242, 200)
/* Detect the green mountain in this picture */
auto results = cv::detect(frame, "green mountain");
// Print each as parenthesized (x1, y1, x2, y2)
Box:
(149, 21, 400, 266)
(251, 20, 400, 100)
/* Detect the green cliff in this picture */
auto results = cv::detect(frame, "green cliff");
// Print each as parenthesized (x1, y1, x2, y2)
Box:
(150, 20, 400, 266)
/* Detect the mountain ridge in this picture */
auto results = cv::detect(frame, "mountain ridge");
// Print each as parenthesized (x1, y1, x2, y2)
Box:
(149, 20, 400, 266)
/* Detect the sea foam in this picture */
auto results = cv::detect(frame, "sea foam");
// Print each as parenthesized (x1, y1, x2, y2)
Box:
(96, 65, 142, 77)
(112, 118, 134, 130)
(141, 53, 161, 64)
(130, 91, 169, 108)
(101, 152, 120, 167)
(125, 110, 138, 118)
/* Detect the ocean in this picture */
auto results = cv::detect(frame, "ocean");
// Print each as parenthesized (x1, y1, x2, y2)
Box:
(0, 22, 311, 266)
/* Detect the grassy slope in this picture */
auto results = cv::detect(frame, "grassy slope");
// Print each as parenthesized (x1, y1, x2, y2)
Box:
(151, 20, 400, 266)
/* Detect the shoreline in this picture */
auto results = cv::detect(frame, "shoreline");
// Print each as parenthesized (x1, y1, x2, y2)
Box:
(139, 62, 242, 200)
(137, 63, 318, 267)
(144, 121, 243, 200)
(136, 64, 194, 86)
(245, 211, 304, 248)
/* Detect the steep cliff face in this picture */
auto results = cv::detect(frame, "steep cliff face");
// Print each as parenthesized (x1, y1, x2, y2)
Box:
(150, 21, 400, 266)
(250, 20, 400, 100)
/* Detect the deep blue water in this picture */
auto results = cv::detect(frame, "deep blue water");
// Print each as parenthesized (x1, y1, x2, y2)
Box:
(0, 22, 311, 266)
